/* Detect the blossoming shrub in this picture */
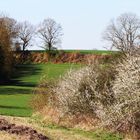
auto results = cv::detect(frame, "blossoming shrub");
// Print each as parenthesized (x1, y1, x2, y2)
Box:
(98, 55, 140, 138)
(53, 62, 115, 121)
(33, 54, 140, 138)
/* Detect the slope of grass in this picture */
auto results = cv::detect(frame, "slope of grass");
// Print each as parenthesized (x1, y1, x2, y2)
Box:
(0, 115, 123, 140)
(63, 50, 115, 54)
(44, 124, 123, 140)
(0, 64, 80, 117)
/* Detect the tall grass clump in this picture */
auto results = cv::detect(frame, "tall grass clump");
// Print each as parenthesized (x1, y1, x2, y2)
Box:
(31, 75, 55, 111)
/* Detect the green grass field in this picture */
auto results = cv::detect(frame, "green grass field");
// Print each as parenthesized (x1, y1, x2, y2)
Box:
(0, 64, 81, 117)
(62, 50, 115, 54)
(30, 49, 115, 54)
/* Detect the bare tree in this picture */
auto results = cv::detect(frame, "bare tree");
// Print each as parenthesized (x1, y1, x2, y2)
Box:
(38, 18, 63, 52)
(18, 21, 34, 51)
(103, 13, 140, 54)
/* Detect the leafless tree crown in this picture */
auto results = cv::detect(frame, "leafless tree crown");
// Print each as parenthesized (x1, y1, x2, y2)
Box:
(18, 21, 34, 51)
(103, 13, 140, 54)
(38, 18, 63, 51)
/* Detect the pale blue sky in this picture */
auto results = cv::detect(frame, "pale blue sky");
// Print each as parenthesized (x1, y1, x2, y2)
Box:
(0, 0, 140, 50)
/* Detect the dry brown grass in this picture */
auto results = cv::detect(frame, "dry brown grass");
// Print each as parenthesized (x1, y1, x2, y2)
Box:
(0, 115, 95, 140)
(0, 131, 27, 140)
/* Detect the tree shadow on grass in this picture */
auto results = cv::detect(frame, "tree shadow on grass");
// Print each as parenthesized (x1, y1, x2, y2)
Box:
(0, 64, 40, 116)
(0, 105, 28, 109)
(1, 64, 43, 87)
(0, 87, 32, 95)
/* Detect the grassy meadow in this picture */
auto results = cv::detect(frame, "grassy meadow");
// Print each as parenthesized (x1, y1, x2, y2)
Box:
(63, 50, 115, 54)
(0, 63, 81, 117)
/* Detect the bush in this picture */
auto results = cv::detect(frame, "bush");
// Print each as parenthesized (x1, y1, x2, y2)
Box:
(0, 16, 17, 81)
(98, 54, 140, 139)
(33, 54, 140, 139)
(32, 61, 116, 126)
(53, 62, 115, 120)
(0, 39, 13, 81)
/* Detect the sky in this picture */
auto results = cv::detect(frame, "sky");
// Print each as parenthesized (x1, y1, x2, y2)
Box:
(0, 0, 140, 50)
